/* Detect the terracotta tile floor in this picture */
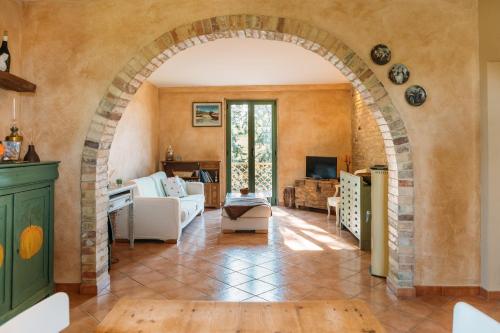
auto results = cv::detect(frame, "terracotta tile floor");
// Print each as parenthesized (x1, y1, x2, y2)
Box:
(63, 207, 500, 332)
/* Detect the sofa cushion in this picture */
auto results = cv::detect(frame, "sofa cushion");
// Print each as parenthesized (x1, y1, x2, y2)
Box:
(180, 194, 204, 204)
(150, 172, 168, 197)
(180, 200, 198, 223)
(177, 177, 188, 194)
(133, 177, 160, 197)
(161, 176, 187, 198)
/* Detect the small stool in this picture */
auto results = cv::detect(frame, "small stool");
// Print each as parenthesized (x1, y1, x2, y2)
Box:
(283, 186, 295, 208)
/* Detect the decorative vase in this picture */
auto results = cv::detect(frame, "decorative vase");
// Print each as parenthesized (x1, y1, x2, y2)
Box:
(4, 124, 23, 161)
(23, 144, 40, 162)
(166, 145, 174, 161)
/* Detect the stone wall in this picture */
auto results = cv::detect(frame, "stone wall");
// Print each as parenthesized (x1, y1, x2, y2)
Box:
(351, 89, 387, 171)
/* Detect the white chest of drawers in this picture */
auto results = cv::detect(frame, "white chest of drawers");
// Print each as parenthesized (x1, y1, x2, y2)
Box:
(340, 171, 371, 250)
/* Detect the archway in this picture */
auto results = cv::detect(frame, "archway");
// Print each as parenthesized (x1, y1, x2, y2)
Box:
(80, 14, 415, 296)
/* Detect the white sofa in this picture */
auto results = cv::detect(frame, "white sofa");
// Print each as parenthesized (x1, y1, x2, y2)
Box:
(130, 171, 204, 243)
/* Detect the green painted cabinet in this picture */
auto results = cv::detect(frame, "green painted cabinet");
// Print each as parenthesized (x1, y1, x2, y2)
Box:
(0, 196, 13, 315)
(0, 162, 59, 324)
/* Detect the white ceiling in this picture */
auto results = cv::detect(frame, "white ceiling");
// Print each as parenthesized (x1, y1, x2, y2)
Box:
(148, 38, 349, 87)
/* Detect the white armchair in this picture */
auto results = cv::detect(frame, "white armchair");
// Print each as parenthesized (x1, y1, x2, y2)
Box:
(131, 172, 205, 243)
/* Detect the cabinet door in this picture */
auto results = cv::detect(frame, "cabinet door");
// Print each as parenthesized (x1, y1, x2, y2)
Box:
(212, 184, 219, 208)
(12, 187, 50, 307)
(204, 184, 211, 207)
(0, 195, 13, 314)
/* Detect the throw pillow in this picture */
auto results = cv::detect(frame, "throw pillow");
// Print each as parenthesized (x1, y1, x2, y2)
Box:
(177, 177, 188, 194)
(161, 176, 187, 198)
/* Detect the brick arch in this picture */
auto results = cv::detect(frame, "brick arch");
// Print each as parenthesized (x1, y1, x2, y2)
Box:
(80, 14, 415, 296)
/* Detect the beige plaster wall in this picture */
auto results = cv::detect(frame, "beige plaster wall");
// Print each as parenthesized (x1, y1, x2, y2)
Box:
(0, 0, 23, 140)
(108, 81, 159, 184)
(17, 0, 480, 285)
(158, 85, 353, 204)
(479, 0, 500, 291)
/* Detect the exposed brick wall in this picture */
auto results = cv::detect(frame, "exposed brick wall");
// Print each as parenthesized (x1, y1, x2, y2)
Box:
(351, 89, 387, 171)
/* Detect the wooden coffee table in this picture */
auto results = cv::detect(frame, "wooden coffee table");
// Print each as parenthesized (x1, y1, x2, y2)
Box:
(96, 299, 386, 333)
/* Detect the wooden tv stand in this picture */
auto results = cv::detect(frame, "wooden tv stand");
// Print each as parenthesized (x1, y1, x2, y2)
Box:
(294, 178, 339, 210)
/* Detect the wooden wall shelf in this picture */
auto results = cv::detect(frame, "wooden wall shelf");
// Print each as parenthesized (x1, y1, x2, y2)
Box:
(0, 71, 36, 92)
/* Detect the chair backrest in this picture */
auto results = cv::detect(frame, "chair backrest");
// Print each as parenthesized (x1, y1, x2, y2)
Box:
(0, 292, 70, 333)
(334, 184, 341, 197)
(132, 176, 161, 197)
(453, 301, 500, 333)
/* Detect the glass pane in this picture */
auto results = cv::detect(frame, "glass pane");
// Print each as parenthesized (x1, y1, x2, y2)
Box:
(230, 104, 249, 193)
(254, 104, 273, 197)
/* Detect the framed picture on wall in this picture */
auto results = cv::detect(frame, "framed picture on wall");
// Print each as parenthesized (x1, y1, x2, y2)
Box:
(192, 102, 222, 127)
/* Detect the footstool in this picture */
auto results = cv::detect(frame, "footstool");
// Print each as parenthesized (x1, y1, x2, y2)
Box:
(221, 192, 272, 233)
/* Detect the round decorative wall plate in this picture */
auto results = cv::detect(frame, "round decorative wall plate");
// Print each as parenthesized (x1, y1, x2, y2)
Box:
(405, 85, 427, 106)
(388, 63, 410, 85)
(370, 44, 391, 65)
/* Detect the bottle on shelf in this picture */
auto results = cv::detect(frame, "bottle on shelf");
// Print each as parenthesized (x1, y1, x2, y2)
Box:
(0, 31, 10, 72)
(4, 123, 23, 161)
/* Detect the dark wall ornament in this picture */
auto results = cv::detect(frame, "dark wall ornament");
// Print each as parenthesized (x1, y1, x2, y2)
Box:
(370, 44, 391, 65)
(388, 63, 410, 85)
(405, 85, 427, 106)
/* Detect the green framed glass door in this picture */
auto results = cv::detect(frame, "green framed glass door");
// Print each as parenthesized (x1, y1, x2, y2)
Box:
(226, 100, 277, 205)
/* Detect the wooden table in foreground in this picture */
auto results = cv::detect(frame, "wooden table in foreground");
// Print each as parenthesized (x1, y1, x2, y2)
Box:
(96, 299, 386, 333)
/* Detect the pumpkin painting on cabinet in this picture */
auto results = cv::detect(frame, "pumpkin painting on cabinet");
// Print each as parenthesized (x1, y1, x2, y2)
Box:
(19, 225, 43, 260)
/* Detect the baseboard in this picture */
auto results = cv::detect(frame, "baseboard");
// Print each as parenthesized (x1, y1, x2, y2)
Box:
(480, 287, 500, 300)
(387, 278, 416, 297)
(55, 283, 81, 294)
(114, 239, 129, 243)
(415, 285, 480, 297)
(79, 284, 97, 295)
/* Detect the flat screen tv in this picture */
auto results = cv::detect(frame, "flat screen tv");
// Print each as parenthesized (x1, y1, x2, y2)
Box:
(306, 156, 337, 179)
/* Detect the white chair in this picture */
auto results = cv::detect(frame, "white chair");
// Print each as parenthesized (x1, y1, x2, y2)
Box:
(453, 301, 500, 333)
(327, 184, 341, 227)
(0, 292, 70, 333)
